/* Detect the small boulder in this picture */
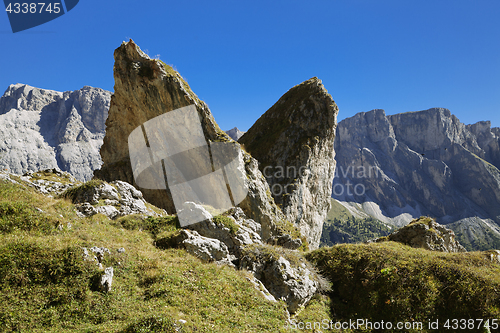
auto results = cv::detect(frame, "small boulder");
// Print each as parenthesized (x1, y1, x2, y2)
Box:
(376, 217, 466, 252)
(240, 244, 319, 314)
(100, 267, 114, 292)
(187, 206, 262, 256)
(168, 229, 234, 265)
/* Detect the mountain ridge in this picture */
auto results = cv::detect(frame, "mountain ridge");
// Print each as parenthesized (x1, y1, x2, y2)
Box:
(331, 107, 500, 250)
(0, 83, 111, 181)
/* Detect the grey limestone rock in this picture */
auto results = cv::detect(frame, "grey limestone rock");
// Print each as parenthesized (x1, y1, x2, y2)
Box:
(239, 77, 339, 250)
(68, 179, 160, 219)
(239, 244, 319, 314)
(0, 84, 111, 181)
(375, 217, 466, 253)
(171, 229, 234, 265)
(333, 108, 500, 249)
(95, 39, 301, 245)
(185, 205, 263, 257)
(100, 267, 114, 293)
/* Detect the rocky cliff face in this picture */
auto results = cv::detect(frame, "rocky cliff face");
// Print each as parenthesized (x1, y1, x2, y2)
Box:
(95, 40, 300, 245)
(239, 78, 338, 249)
(333, 108, 500, 250)
(0, 84, 111, 181)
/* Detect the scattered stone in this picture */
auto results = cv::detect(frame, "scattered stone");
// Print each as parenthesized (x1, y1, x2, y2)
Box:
(486, 250, 500, 263)
(76, 202, 97, 217)
(100, 267, 114, 292)
(170, 229, 234, 265)
(67, 179, 159, 219)
(117, 247, 125, 253)
(185, 205, 263, 257)
(95, 205, 119, 219)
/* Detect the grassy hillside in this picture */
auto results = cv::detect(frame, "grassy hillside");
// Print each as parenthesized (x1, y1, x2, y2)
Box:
(3, 175, 500, 332)
(320, 199, 392, 246)
(0, 177, 329, 332)
(307, 242, 500, 333)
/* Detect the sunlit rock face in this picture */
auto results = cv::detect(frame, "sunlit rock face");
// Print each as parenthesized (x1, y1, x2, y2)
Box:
(0, 83, 111, 181)
(239, 77, 339, 250)
(95, 40, 300, 244)
(333, 108, 500, 250)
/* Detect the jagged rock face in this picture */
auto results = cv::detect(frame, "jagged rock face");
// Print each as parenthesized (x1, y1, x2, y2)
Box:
(0, 84, 111, 181)
(95, 40, 297, 244)
(225, 127, 245, 141)
(375, 217, 466, 253)
(333, 108, 500, 249)
(95, 39, 230, 212)
(239, 78, 338, 250)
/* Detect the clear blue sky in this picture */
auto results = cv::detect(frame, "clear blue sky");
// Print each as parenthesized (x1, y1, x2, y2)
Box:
(1, 0, 499, 131)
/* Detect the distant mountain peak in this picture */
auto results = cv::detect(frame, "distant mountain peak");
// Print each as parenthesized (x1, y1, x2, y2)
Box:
(225, 127, 245, 141)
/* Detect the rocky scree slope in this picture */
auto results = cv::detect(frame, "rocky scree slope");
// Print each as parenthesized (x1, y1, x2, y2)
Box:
(239, 77, 338, 250)
(0, 84, 111, 181)
(333, 108, 500, 250)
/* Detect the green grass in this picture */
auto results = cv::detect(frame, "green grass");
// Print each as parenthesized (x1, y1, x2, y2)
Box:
(5, 173, 500, 332)
(213, 215, 239, 234)
(60, 179, 105, 203)
(28, 170, 77, 185)
(0, 178, 327, 332)
(0, 179, 77, 234)
(307, 241, 500, 332)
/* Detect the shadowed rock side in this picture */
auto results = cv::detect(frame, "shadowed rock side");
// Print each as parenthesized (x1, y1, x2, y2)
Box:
(333, 108, 500, 250)
(0, 84, 111, 181)
(94, 40, 299, 245)
(239, 78, 338, 249)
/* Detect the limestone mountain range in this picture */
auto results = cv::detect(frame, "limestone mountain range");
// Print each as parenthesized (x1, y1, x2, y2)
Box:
(0, 83, 111, 181)
(333, 108, 500, 250)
